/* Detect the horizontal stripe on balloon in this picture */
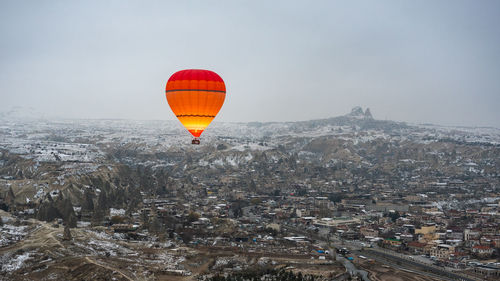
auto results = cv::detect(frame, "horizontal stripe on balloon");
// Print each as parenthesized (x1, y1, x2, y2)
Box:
(165, 89, 226, 93)
(176, 114, 216, 118)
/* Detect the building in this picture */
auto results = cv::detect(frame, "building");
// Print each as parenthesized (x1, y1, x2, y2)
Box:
(415, 224, 436, 235)
(472, 245, 494, 258)
(473, 264, 500, 279)
(408, 241, 427, 254)
(383, 238, 402, 248)
(430, 244, 455, 260)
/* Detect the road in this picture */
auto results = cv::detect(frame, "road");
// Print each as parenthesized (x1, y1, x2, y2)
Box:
(339, 238, 480, 281)
(84, 256, 135, 281)
(282, 225, 370, 280)
(332, 249, 370, 281)
(331, 238, 479, 281)
(358, 248, 479, 281)
(282, 225, 481, 281)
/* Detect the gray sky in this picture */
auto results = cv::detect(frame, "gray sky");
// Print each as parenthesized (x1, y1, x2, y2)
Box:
(1, 0, 499, 127)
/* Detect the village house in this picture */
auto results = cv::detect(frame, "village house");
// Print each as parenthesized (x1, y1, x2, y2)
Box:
(472, 245, 494, 258)
(407, 241, 427, 254)
(430, 244, 455, 260)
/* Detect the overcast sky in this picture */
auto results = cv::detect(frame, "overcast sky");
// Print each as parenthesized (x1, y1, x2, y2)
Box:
(1, 0, 499, 127)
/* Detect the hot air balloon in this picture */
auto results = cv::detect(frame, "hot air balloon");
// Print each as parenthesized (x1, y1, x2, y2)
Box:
(165, 69, 226, 144)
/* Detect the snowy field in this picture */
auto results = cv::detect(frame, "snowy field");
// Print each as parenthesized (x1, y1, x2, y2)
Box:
(1, 115, 499, 165)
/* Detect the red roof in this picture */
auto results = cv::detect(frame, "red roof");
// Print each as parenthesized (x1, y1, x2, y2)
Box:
(408, 241, 426, 248)
(473, 245, 492, 250)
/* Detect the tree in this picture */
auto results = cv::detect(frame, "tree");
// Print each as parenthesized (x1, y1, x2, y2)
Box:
(328, 193, 344, 203)
(67, 212, 77, 228)
(0, 201, 8, 211)
(231, 204, 243, 218)
(110, 188, 126, 208)
(388, 211, 401, 222)
(187, 211, 200, 223)
(296, 188, 307, 197)
(141, 211, 149, 229)
(217, 143, 227, 150)
(149, 215, 162, 233)
(178, 227, 194, 243)
(97, 191, 108, 210)
(125, 196, 139, 217)
(5, 187, 15, 208)
(63, 225, 72, 241)
(248, 179, 257, 190)
(54, 196, 77, 228)
(81, 189, 94, 211)
(91, 209, 105, 226)
(36, 202, 61, 222)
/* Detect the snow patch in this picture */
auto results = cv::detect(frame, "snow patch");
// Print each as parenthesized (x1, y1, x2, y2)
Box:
(1, 251, 31, 272)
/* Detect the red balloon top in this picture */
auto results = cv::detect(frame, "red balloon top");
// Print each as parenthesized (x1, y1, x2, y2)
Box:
(168, 69, 224, 82)
(166, 69, 226, 92)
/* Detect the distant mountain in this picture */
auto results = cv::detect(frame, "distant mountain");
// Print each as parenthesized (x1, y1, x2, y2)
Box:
(0, 106, 48, 120)
(1, 106, 498, 147)
(220, 106, 408, 138)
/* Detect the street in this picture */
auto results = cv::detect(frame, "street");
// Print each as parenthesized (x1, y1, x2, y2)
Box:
(283, 225, 481, 281)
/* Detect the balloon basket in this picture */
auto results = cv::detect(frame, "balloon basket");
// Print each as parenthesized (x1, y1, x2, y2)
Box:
(191, 138, 200, 145)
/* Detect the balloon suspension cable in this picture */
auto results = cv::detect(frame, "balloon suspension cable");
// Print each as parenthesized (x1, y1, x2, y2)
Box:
(191, 138, 200, 145)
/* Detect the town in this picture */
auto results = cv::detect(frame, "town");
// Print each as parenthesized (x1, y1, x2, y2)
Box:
(1, 108, 500, 280)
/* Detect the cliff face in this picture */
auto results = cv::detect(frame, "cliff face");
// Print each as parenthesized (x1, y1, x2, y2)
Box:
(364, 108, 373, 119)
(345, 106, 373, 120)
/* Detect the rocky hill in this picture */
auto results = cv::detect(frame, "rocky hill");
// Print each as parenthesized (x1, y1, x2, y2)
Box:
(0, 106, 499, 218)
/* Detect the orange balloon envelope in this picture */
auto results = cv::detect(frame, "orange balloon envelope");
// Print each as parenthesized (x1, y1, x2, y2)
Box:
(165, 69, 226, 139)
